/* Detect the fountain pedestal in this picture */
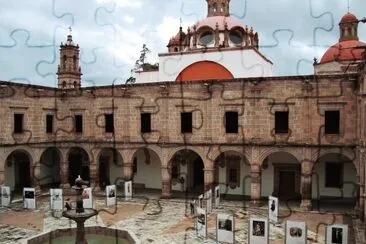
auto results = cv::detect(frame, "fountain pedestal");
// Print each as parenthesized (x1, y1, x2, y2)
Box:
(62, 176, 98, 244)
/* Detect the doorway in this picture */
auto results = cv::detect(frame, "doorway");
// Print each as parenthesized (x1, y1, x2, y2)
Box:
(193, 157, 204, 189)
(278, 171, 296, 199)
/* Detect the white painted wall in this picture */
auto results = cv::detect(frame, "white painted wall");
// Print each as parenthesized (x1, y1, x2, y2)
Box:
(158, 49, 273, 82)
(312, 154, 357, 199)
(133, 149, 162, 189)
(4, 160, 15, 191)
(135, 71, 159, 83)
(216, 157, 251, 196)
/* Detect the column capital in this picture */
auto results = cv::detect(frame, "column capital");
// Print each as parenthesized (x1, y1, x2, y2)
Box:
(250, 164, 261, 173)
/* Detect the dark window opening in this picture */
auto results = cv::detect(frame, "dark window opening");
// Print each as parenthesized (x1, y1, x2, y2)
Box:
(225, 111, 238, 133)
(226, 156, 241, 187)
(325, 110, 340, 134)
(325, 162, 343, 188)
(105, 114, 114, 133)
(75, 115, 83, 133)
(229, 168, 238, 184)
(14, 114, 24, 134)
(275, 111, 289, 134)
(46, 114, 53, 133)
(181, 112, 192, 133)
(141, 113, 151, 133)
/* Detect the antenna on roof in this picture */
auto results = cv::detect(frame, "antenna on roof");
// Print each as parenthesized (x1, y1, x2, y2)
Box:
(180, 17, 182, 29)
(347, 0, 350, 13)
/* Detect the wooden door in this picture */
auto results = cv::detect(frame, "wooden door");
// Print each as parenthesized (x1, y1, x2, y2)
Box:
(278, 171, 295, 199)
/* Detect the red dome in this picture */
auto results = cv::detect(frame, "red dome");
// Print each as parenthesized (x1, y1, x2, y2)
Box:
(340, 13, 357, 23)
(319, 40, 366, 63)
(168, 31, 186, 46)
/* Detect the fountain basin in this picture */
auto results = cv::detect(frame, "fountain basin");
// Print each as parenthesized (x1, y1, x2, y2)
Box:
(27, 226, 139, 244)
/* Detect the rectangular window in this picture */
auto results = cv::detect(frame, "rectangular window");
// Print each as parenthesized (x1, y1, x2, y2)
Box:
(275, 111, 289, 134)
(14, 113, 24, 134)
(141, 113, 151, 133)
(105, 114, 114, 133)
(46, 114, 54, 133)
(225, 111, 238, 133)
(74, 114, 83, 133)
(229, 168, 238, 184)
(325, 110, 340, 134)
(325, 162, 343, 188)
(181, 112, 192, 133)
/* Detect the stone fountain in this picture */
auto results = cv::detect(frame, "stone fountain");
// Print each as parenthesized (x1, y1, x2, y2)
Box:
(62, 175, 98, 244)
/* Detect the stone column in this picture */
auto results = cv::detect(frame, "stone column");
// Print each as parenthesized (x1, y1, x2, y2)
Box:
(250, 164, 261, 206)
(60, 162, 70, 188)
(204, 167, 214, 192)
(123, 162, 133, 181)
(89, 164, 99, 191)
(32, 164, 41, 194)
(161, 166, 171, 199)
(300, 160, 313, 211)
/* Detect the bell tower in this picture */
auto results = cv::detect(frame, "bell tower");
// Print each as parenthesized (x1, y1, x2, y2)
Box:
(206, 0, 230, 17)
(57, 28, 82, 89)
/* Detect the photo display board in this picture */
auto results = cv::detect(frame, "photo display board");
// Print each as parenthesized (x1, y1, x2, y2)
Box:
(125, 181, 132, 201)
(205, 189, 212, 213)
(326, 224, 348, 244)
(249, 217, 269, 244)
(285, 220, 307, 244)
(106, 185, 116, 206)
(268, 195, 279, 223)
(1, 186, 11, 207)
(196, 206, 207, 238)
(82, 187, 93, 208)
(217, 213, 235, 243)
(214, 185, 220, 208)
(23, 187, 36, 209)
(198, 194, 204, 209)
(50, 188, 63, 211)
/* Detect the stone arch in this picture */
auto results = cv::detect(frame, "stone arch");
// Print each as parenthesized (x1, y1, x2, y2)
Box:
(312, 152, 357, 201)
(213, 150, 251, 196)
(311, 148, 356, 169)
(67, 147, 90, 185)
(257, 147, 302, 166)
(169, 149, 205, 193)
(39, 147, 62, 189)
(261, 151, 301, 199)
(209, 146, 251, 165)
(98, 148, 123, 189)
(166, 146, 206, 168)
(131, 147, 162, 190)
(5, 149, 33, 192)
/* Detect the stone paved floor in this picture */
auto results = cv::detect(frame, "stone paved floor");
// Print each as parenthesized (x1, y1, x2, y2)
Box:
(0, 192, 364, 244)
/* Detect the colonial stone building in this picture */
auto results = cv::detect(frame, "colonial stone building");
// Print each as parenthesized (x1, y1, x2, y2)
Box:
(1, 0, 366, 221)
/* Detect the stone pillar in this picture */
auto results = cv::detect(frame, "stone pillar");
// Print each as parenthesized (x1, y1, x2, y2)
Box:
(89, 164, 99, 191)
(161, 166, 172, 199)
(300, 160, 313, 211)
(32, 164, 41, 194)
(60, 162, 70, 188)
(250, 164, 261, 206)
(204, 167, 214, 192)
(123, 162, 133, 181)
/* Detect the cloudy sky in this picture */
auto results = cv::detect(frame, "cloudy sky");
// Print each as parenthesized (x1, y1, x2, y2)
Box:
(0, 0, 365, 87)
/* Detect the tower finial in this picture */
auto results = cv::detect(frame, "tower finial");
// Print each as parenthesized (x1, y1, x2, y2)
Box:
(68, 26, 72, 35)
(347, 0, 350, 13)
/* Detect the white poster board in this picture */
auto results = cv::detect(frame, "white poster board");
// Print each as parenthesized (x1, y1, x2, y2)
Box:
(217, 213, 235, 243)
(1, 186, 11, 207)
(196, 206, 207, 238)
(268, 196, 279, 223)
(106, 185, 116, 206)
(23, 187, 36, 209)
(205, 189, 212, 213)
(125, 181, 132, 201)
(50, 188, 63, 211)
(249, 217, 268, 244)
(198, 194, 204, 209)
(214, 185, 220, 208)
(326, 224, 348, 244)
(82, 187, 93, 208)
(285, 220, 307, 244)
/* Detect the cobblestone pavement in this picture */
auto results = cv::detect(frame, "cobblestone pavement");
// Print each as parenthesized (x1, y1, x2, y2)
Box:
(0, 192, 364, 244)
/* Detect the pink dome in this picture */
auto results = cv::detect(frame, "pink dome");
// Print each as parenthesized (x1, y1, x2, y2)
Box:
(192, 16, 247, 31)
(340, 13, 357, 23)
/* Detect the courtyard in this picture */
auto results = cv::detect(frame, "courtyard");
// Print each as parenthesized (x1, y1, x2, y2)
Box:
(0, 190, 363, 244)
